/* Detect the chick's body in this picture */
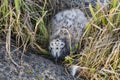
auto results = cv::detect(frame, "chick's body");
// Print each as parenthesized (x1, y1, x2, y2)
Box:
(49, 9, 88, 60)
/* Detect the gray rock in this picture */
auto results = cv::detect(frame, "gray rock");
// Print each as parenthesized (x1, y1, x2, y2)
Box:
(57, 0, 109, 8)
(0, 44, 80, 80)
(0, 72, 8, 80)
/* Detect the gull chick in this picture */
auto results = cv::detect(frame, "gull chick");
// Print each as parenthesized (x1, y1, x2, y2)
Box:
(49, 9, 88, 62)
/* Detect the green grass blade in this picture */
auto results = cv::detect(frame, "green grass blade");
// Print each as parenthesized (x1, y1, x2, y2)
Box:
(14, 0, 20, 14)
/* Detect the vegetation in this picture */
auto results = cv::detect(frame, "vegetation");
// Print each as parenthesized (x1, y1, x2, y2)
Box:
(65, 0, 120, 79)
(0, 0, 120, 80)
(0, 0, 49, 54)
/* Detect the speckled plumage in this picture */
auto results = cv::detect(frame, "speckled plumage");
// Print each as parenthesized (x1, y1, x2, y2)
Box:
(49, 9, 88, 60)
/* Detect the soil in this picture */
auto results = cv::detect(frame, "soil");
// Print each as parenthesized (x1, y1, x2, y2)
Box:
(0, 44, 82, 80)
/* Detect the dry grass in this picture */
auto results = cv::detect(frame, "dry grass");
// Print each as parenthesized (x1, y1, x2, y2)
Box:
(0, 0, 51, 67)
(0, 0, 120, 80)
(64, 0, 120, 79)
(0, 0, 51, 54)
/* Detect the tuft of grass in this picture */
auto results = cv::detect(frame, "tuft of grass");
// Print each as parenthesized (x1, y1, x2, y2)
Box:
(0, 0, 53, 67)
(66, 0, 120, 79)
(0, 0, 50, 54)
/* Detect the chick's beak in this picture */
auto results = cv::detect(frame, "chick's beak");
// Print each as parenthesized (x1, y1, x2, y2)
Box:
(54, 52, 59, 64)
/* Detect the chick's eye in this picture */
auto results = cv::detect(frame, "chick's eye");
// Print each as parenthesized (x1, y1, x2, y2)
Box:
(56, 39, 59, 41)
(61, 42, 65, 46)
(61, 43, 64, 45)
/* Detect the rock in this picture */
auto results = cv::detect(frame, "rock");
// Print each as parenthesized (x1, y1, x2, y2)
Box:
(0, 72, 7, 80)
(0, 44, 80, 80)
(56, 0, 109, 8)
